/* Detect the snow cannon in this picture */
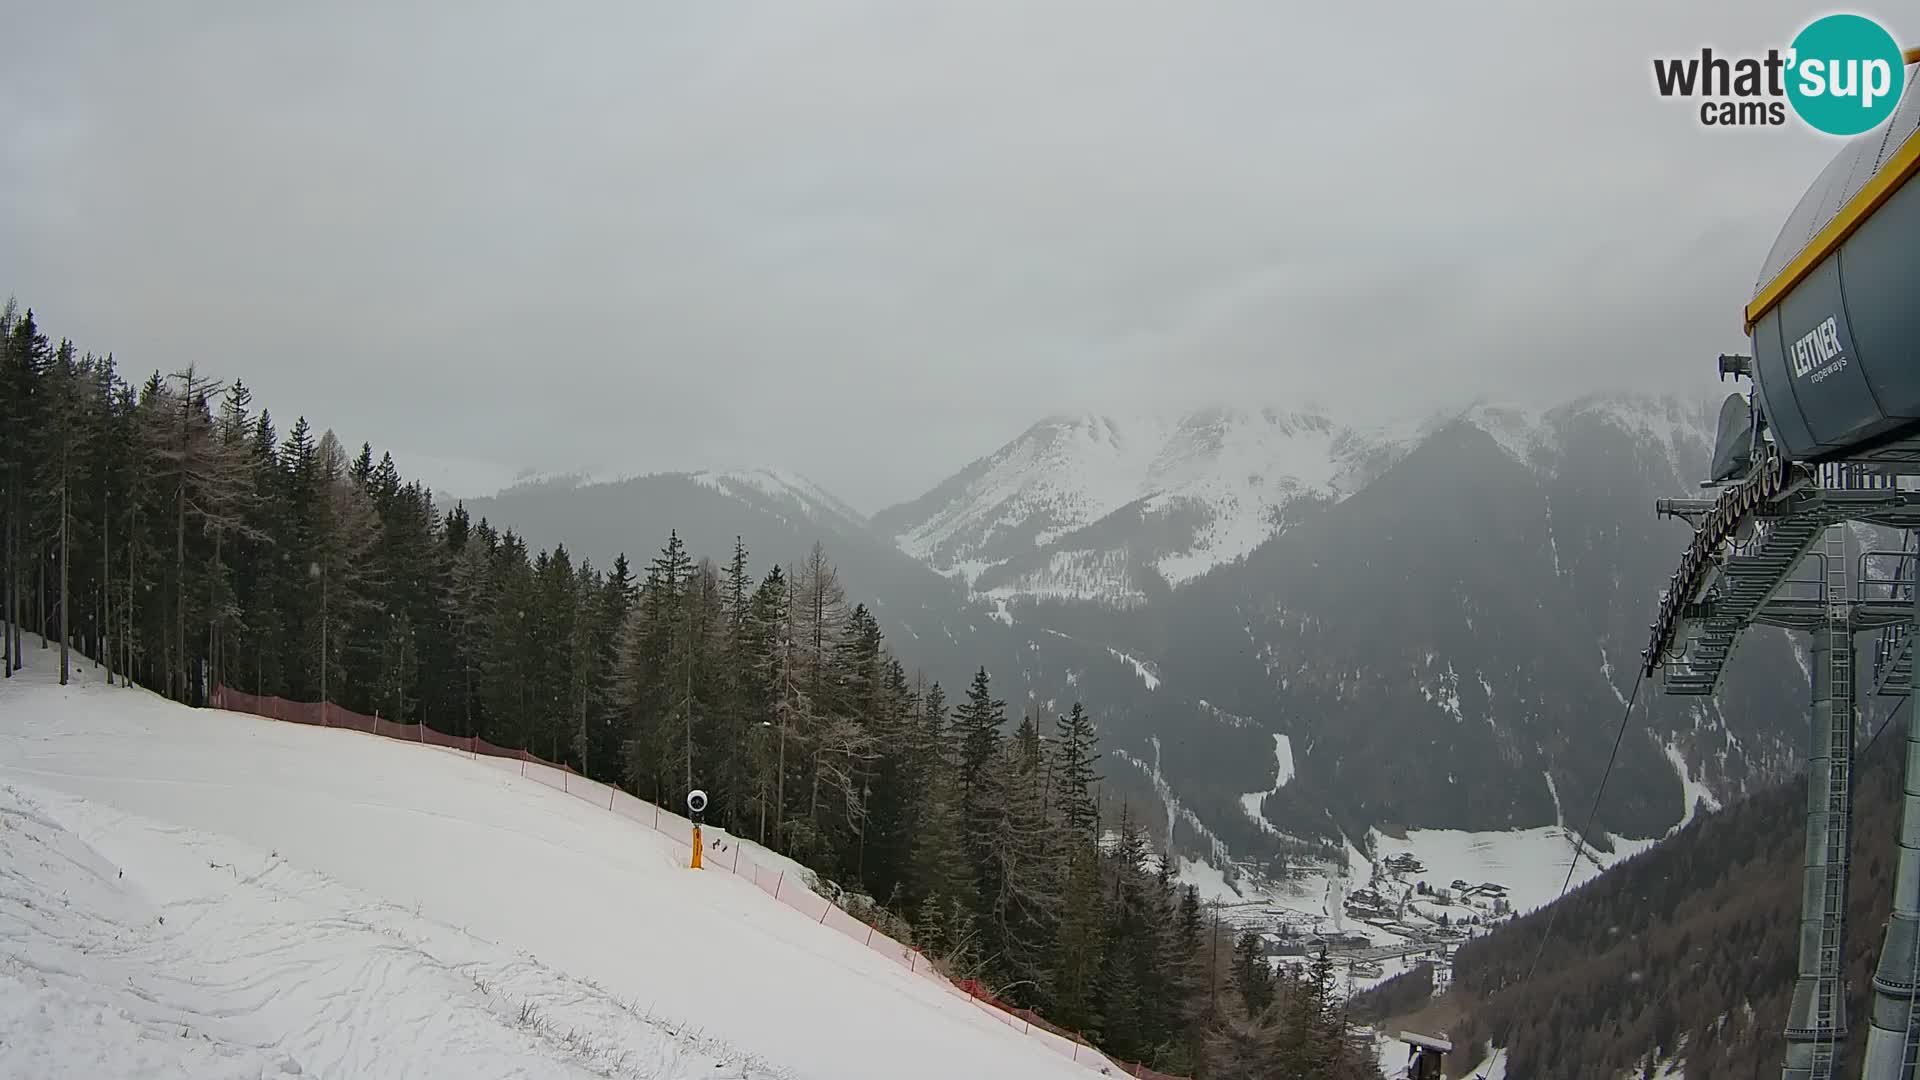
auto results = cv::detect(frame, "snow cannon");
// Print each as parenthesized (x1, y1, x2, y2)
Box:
(1747, 51, 1920, 465)
(687, 789, 708, 869)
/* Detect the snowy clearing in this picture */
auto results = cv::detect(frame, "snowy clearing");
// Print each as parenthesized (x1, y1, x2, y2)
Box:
(1235, 734, 1295, 837)
(1367, 826, 1656, 916)
(0, 661, 1109, 1080)
(1174, 856, 1244, 905)
(1661, 741, 1720, 834)
(1105, 647, 1160, 691)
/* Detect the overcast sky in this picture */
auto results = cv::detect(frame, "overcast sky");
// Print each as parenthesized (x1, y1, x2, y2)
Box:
(1, 2, 1894, 510)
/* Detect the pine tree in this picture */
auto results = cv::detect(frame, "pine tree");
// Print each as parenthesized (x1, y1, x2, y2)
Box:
(1101, 939, 1146, 1062)
(227, 410, 281, 695)
(309, 429, 381, 714)
(140, 367, 262, 702)
(683, 558, 729, 812)
(858, 658, 919, 905)
(907, 680, 970, 912)
(1014, 710, 1041, 769)
(1053, 703, 1101, 839)
(40, 340, 91, 684)
(711, 536, 757, 829)
(614, 531, 698, 802)
(813, 603, 883, 879)
(441, 505, 492, 735)
(0, 298, 1331, 1080)
(1143, 857, 1198, 1061)
(2, 309, 53, 674)
(977, 738, 1062, 1000)
(1233, 931, 1275, 1015)
(914, 890, 950, 960)
(793, 542, 847, 720)
(1050, 842, 1108, 1034)
(952, 666, 1006, 915)
(87, 354, 130, 683)
(768, 564, 814, 853)
(737, 564, 789, 844)
(1204, 996, 1284, 1080)
(0, 298, 15, 674)
(723, 536, 751, 635)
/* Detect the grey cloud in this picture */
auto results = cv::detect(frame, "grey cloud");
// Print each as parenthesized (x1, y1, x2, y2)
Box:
(0, 0, 1878, 509)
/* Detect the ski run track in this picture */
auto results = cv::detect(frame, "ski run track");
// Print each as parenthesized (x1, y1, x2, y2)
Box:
(0, 656, 1130, 1080)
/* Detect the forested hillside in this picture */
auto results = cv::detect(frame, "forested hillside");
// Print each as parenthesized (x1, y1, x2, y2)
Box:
(1361, 703, 1909, 1079)
(0, 300, 1380, 1079)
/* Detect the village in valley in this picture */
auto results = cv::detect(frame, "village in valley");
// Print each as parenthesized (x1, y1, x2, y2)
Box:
(1202, 844, 1518, 998)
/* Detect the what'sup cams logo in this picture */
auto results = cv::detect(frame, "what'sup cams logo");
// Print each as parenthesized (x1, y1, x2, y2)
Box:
(1654, 13, 1906, 134)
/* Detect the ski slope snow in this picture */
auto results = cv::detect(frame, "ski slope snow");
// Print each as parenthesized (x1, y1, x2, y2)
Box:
(0, 660, 1111, 1080)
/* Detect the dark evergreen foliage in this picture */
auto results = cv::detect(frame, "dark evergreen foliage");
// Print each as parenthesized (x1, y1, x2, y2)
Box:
(0, 300, 1379, 1079)
(1391, 707, 1911, 1080)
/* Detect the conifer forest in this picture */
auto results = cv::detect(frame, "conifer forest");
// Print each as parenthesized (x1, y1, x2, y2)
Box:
(0, 300, 1382, 1079)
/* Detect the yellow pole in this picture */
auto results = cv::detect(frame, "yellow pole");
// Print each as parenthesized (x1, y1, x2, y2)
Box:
(691, 824, 703, 869)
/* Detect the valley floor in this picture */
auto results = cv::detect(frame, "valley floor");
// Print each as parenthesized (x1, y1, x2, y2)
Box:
(0, 657, 1103, 1080)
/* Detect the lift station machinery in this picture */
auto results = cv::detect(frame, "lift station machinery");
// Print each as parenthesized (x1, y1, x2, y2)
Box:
(1644, 50, 1920, 1080)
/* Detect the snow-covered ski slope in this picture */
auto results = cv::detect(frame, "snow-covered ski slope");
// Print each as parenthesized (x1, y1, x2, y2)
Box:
(0, 661, 1112, 1080)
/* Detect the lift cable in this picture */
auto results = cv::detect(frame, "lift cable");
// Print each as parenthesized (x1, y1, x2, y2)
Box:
(1470, 684, 1911, 1078)
(1469, 666, 1644, 1078)
(1862, 694, 1912, 759)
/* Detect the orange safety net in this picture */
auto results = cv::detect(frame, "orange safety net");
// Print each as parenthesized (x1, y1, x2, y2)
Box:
(208, 686, 1188, 1080)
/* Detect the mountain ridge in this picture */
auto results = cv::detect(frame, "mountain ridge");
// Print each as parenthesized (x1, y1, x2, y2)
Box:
(457, 388, 1793, 890)
(872, 392, 1725, 608)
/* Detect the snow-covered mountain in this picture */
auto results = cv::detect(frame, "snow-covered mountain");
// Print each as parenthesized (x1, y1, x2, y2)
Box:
(1457, 395, 1718, 493)
(486, 465, 868, 539)
(463, 391, 1801, 890)
(688, 467, 870, 534)
(875, 395, 1721, 607)
(868, 391, 1807, 853)
(460, 466, 1025, 696)
(871, 409, 1418, 605)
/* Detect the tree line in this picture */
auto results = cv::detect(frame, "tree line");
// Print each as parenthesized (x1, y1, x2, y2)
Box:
(1381, 705, 1909, 1080)
(0, 300, 1379, 1079)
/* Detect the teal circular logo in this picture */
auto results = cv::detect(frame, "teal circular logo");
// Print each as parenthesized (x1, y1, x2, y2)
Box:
(1786, 14, 1906, 136)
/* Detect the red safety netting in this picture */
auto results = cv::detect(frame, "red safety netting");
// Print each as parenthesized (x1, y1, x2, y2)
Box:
(208, 685, 1185, 1080)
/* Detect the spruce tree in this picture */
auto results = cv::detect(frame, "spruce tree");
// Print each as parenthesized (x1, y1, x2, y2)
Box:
(907, 680, 970, 912)
(793, 541, 847, 721)
(1053, 703, 1101, 839)
(147, 367, 258, 703)
(859, 658, 919, 904)
(309, 429, 381, 714)
(0, 298, 1370, 1080)
(2, 311, 53, 673)
(1050, 842, 1108, 1034)
(40, 340, 89, 684)
(977, 738, 1061, 1000)
(952, 665, 1006, 913)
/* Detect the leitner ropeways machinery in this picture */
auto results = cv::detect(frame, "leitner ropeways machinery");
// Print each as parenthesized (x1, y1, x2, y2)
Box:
(1644, 49, 1920, 1080)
